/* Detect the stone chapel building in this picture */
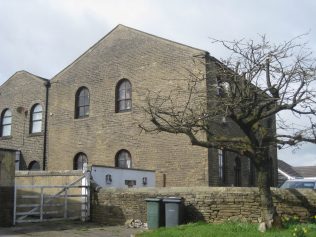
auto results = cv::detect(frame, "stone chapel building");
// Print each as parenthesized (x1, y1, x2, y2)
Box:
(0, 25, 278, 187)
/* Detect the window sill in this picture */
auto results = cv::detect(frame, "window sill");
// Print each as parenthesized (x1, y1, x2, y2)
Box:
(116, 110, 132, 114)
(28, 132, 44, 137)
(0, 136, 12, 140)
(74, 116, 90, 121)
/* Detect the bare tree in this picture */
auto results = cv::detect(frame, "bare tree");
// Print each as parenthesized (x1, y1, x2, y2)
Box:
(140, 35, 316, 229)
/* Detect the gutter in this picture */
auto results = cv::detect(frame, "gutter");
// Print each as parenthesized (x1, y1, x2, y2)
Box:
(278, 168, 295, 180)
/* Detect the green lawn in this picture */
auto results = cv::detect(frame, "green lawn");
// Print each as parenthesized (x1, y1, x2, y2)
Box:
(137, 222, 316, 237)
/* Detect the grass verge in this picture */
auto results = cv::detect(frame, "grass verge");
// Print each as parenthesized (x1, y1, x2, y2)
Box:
(137, 221, 316, 237)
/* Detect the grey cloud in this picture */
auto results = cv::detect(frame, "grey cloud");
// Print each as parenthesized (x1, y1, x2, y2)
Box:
(1, 0, 316, 166)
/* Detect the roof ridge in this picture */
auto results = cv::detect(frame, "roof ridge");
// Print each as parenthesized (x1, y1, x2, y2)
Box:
(118, 24, 208, 54)
(0, 70, 48, 88)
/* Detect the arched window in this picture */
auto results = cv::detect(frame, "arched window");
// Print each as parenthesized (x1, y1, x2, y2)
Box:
(1, 109, 12, 137)
(248, 158, 256, 186)
(75, 87, 90, 118)
(30, 104, 43, 133)
(218, 149, 226, 185)
(73, 152, 88, 170)
(116, 79, 132, 112)
(28, 161, 40, 171)
(234, 156, 241, 187)
(115, 150, 132, 168)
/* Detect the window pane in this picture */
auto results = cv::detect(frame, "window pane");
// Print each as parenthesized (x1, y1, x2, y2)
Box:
(119, 89, 126, 100)
(32, 112, 42, 121)
(79, 96, 85, 106)
(29, 162, 40, 170)
(126, 158, 131, 168)
(125, 81, 131, 90)
(118, 159, 126, 168)
(84, 106, 89, 116)
(33, 105, 42, 113)
(84, 96, 89, 106)
(2, 125, 11, 136)
(32, 121, 42, 133)
(79, 107, 85, 117)
(79, 89, 85, 97)
(119, 101, 125, 111)
(4, 110, 12, 117)
(3, 117, 12, 125)
(83, 88, 89, 97)
(126, 88, 131, 99)
(125, 100, 131, 110)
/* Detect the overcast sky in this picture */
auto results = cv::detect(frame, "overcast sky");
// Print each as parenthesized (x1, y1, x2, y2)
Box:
(0, 0, 315, 166)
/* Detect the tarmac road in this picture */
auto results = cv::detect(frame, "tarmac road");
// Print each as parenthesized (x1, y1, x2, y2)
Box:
(0, 220, 145, 237)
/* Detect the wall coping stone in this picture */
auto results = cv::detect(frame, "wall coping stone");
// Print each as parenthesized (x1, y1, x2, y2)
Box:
(15, 170, 84, 177)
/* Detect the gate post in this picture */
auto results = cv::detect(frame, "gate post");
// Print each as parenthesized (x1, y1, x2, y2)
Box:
(0, 149, 16, 226)
(81, 171, 90, 221)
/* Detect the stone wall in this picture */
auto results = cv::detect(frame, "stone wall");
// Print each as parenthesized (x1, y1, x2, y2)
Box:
(91, 187, 316, 225)
(0, 149, 15, 227)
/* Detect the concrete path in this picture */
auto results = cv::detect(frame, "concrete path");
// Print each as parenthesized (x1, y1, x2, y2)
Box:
(0, 220, 146, 237)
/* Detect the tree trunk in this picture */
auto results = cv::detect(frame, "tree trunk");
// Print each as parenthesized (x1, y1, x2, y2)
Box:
(257, 165, 277, 230)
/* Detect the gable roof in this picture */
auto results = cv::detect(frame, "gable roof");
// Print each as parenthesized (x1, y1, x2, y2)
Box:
(123, 24, 208, 54)
(294, 166, 316, 178)
(278, 160, 302, 178)
(51, 24, 208, 81)
(0, 70, 48, 89)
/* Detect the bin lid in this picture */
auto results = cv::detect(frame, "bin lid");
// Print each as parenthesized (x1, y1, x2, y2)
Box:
(162, 197, 182, 203)
(145, 198, 161, 202)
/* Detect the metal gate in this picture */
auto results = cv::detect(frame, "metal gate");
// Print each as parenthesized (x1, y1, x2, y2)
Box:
(13, 171, 90, 224)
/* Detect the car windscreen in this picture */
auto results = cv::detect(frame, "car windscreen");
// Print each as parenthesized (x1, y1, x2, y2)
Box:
(281, 181, 315, 189)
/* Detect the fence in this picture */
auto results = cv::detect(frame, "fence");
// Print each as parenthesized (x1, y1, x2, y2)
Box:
(14, 170, 90, 224)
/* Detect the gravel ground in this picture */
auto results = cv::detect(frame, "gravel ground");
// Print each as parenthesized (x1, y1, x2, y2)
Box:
(0, 220, 147, 237)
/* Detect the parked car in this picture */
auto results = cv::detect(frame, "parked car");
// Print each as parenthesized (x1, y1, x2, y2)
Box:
(280, 179, 316, 189)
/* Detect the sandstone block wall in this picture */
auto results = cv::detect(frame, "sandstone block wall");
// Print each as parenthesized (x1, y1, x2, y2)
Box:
(48, 25, 209, 187)
(91, 187, 316, 225)
(0, 71, 47, 170)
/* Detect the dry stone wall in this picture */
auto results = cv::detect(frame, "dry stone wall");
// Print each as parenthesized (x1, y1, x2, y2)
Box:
(91, 187, 316, 225)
